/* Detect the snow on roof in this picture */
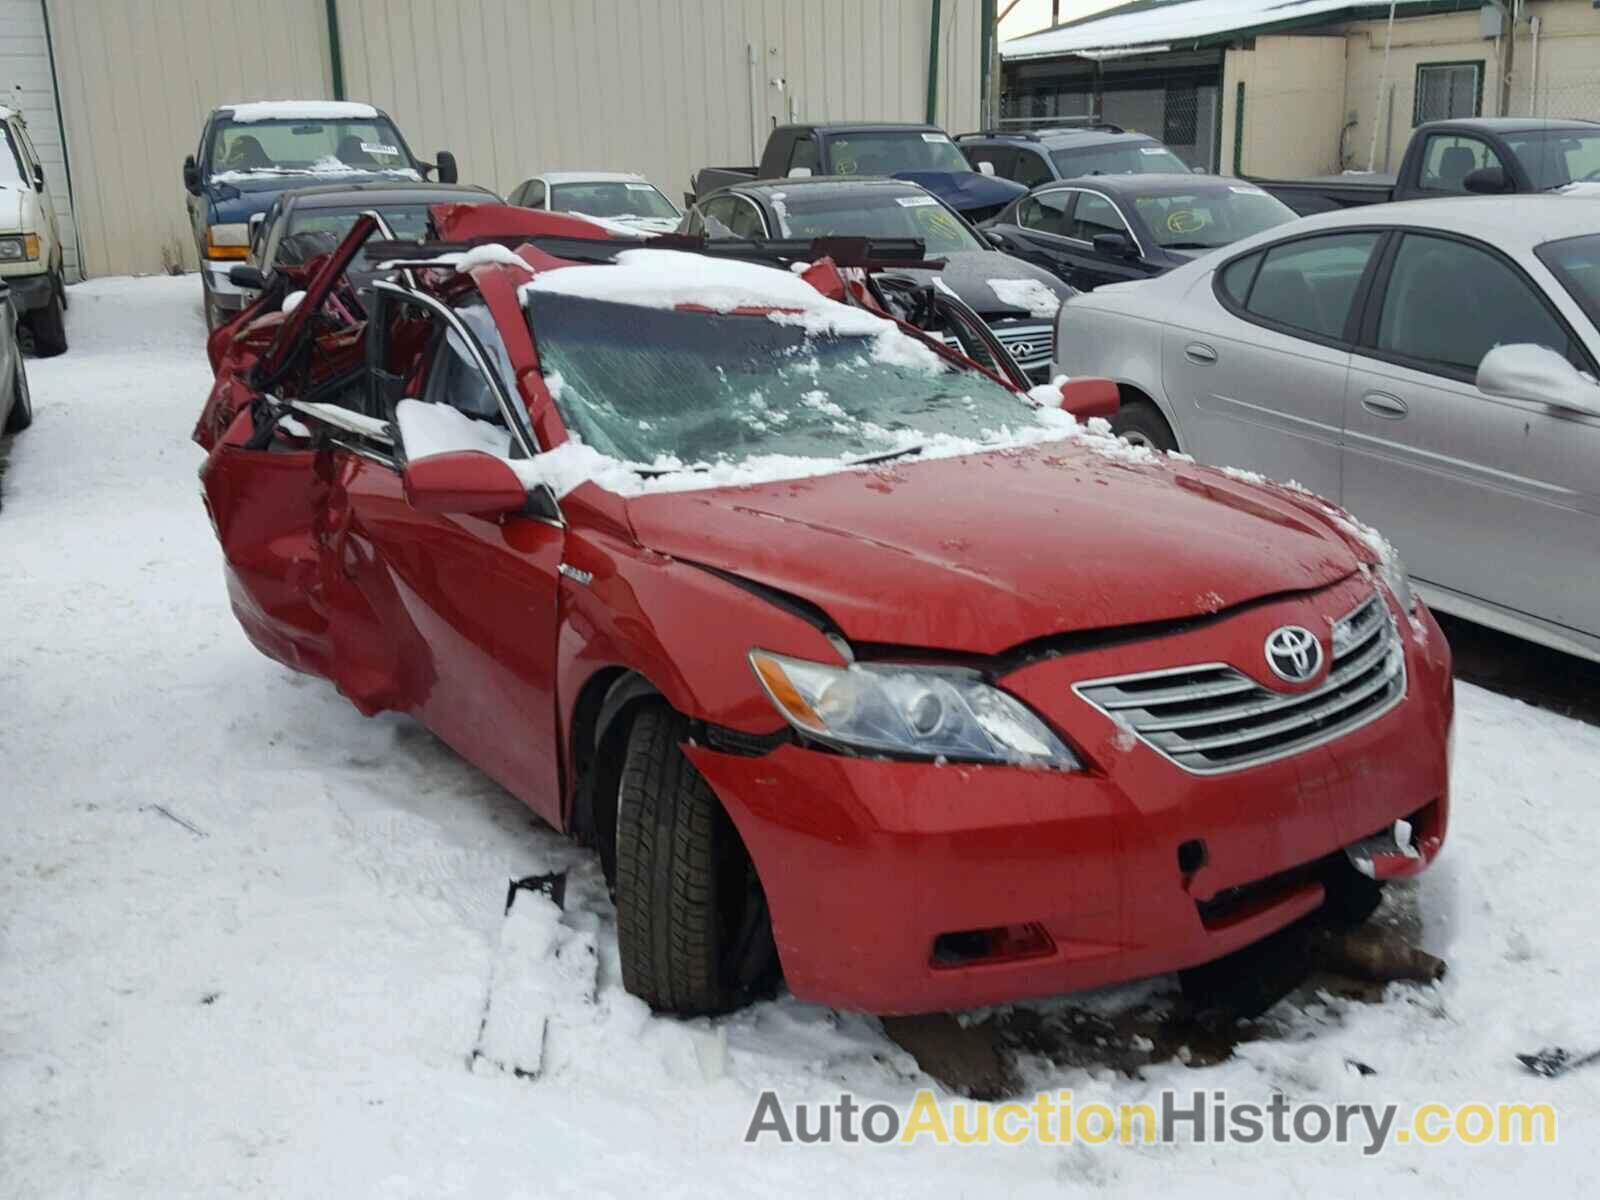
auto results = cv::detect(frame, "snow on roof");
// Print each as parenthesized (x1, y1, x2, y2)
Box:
(1002, 0, 1442, 60)
(220, 100, 380, 123)
(519, 248, 890, 335)
(538, 171, 653, 186)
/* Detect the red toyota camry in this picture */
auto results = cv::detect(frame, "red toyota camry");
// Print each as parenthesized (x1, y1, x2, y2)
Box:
(196, 204, 1452, 1017)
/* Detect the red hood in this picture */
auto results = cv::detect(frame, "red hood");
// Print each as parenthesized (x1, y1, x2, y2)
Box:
(622, 445, 1360, 655)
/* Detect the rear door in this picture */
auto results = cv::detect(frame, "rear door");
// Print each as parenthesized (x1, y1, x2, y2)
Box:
(1160, 229, 1385, 499)
(1341, 230, 1600, 636)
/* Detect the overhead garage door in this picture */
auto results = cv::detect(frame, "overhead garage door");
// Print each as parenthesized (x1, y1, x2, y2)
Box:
(0, 0, 78, 280)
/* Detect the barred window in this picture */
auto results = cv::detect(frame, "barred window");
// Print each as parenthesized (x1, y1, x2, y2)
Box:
(1414, 62, 1482, 125)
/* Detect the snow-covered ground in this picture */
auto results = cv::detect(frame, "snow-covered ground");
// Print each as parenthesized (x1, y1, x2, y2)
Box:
(3, 276, 1599, 1197)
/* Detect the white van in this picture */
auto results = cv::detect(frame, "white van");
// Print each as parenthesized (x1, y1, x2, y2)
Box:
(1, 106, 67, 355)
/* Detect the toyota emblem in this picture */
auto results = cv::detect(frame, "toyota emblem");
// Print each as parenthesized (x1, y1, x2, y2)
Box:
(1264, 625, 1323, 683)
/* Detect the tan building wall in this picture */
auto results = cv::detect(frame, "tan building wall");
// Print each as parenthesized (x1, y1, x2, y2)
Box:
(48, 0, 332, 278)
(334, 0, 983, 207)
(1220, 35, 1348, 177)
(1342, 0, 1599, 174)
(46, 0, 985, 278)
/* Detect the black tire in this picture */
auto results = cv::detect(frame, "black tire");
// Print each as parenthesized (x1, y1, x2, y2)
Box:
(56, 265, 68, 311)
(1110, 398, 1177, 452)
(28, 275, 67, 357)
(614, 703, 778, 1016)
(4, 358, 32, 433)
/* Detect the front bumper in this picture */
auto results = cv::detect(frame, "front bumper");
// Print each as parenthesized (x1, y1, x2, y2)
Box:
(1, 269, 54, 313)
(685, 577, 1453, 1014)
(202, 260, 255, 311)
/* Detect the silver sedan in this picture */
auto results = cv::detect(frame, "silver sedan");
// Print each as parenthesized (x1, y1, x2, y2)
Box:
(1051, 195, 1600, 663)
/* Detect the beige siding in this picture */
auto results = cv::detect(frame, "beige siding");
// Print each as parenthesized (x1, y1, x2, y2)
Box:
(47, 0, 984, 277)
(48, 0, 331, 277)
(337, 0, 984, 206)
(1221, 35, 1349, 177)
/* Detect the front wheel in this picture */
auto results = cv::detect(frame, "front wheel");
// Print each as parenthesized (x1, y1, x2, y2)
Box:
(4, 358, 32, 433)
(1110, 398, 1177, 452)
(614, 703, 778, 1016)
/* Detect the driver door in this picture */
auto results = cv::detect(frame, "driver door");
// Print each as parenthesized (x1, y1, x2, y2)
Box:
(333, 289, 568, 822)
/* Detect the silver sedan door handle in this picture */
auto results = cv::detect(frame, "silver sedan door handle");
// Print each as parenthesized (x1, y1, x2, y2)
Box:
(1184, 342, 1217, 365)
(1361, 390, 1409, 419)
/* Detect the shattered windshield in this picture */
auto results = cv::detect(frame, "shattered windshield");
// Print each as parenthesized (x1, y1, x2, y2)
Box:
(551, 182, 679, 219)
(524, 294, 1040, 466)
(208, 118, 416, 177)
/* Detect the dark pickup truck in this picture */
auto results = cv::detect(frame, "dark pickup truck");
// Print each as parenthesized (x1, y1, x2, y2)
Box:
(692, 122, 1026, 223)
(1254, 117, 1600, 215)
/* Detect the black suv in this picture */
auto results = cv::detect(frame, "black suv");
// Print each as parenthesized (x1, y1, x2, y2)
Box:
(956, 125, 1196, 188)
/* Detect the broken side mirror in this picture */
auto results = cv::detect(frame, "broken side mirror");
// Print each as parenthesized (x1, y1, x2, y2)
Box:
(1464, 165, 1510, 194)
(983, 228, 1007, 248)
(1058, 377, 1120, 422)
(32, 163, 45, 192)
(434, 150, 459, 184)
(402, 450, 529, 517)
(183, 154, 202, 195)
(1092, 231, 1139, 260)
(975, 160, 995, 176)
(1477, 344, 1600, 417)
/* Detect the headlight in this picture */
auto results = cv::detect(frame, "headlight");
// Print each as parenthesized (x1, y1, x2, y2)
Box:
(0, 234, 39, 262)
(205, 223, 249, 260)
(749, 650, 1081, 770)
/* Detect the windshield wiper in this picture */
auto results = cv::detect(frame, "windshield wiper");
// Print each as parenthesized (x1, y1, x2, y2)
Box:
(1164, 241, 1223, 250)
(845, 443, 926, 466)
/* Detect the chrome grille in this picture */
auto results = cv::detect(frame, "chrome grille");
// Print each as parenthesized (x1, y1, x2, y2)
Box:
(1072, 593, 1405, 774)
(932, 319, 1053, 375)
(989, 320, 1054, 374)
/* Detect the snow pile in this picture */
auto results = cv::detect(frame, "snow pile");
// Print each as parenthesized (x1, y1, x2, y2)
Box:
(987, 277, 1063, 318)
(454, 244, 533, 273)
(220, 100, 380, 122)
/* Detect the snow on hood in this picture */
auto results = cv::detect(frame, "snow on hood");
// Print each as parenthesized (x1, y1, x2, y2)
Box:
(986, 276, 1065, 318)
(877, 250, 1071, 317)
(220, 100, 379, 123)
(623, 444, 1362, 653)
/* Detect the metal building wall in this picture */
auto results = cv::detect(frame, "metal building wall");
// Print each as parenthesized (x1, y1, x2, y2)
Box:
(331, 0, 984, 211)
(46, 0, 331, 278)
(1, 0, 79, 278)
(45, 0, 983, 278)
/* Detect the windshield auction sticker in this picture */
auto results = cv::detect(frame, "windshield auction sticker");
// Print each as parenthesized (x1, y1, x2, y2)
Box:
(743, 1089, 1557, 1154)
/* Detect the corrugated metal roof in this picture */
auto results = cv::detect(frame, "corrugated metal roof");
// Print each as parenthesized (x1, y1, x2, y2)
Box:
(1002, 0, 1456, 60)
